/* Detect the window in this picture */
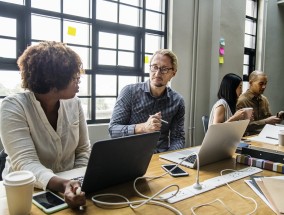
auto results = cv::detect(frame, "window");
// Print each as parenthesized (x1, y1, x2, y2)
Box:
(243, 0, 258, 89)
(0, 0, 168, 123)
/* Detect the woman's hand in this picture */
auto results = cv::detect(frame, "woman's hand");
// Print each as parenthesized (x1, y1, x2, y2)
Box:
(64, 180, 86, 209)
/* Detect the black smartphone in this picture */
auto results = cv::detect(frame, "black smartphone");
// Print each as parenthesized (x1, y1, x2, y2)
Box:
(32, 191, 68, 214)
(161, 164, 189, 177)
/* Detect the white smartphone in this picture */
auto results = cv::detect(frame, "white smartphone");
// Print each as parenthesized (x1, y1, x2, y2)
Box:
(161, 164, 189, 177)
(32, 190, 68, 214)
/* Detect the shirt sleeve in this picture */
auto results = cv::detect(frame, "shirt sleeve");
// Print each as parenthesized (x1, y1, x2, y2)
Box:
(108, 85, 136, 137)
(0, 97, 55, 190)
(168, 98, 185, 151)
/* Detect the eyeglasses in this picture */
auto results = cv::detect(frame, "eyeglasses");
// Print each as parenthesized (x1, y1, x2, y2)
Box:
(149, 65, 173, 74)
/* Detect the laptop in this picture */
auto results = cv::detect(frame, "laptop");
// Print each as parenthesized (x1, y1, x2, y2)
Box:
(159, 120, 249, 168)
(57, 131, 160, 194)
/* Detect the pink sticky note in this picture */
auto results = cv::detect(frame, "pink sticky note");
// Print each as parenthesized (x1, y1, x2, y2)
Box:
(219, 47, 225, 55)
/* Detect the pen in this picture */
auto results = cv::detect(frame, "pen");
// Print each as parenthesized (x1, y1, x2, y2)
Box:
(266, 136, 278, 140)
(149, 115, 168, 124)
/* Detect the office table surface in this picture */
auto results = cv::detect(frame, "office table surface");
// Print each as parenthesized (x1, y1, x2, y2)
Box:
(1, 140, 283, 215)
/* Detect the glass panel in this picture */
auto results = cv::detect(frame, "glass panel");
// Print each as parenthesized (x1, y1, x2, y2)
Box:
(245, 19, 256, 35)
(146, 0, 164, 12)
(118, 35, 134, 51)
(99, 32, 117, 49)
(0, 39, 16, 58)
(118, 51, 134, 67)
(145, 34, 163, 53)
(146, 11, 163, 31)
(144, 54, 152, 74)
(244, 34, 255, 49)
(96, 97, 116, 119)
(120, 0, 140, 6)
(69, 45, 91, 69)
(32, 15, 60, 41)
(31, 0, 60, 12)
(243, 65, 249, 75)
(98, 49, 116, 65)
(243, 54, 249, 65)
(0, 0, 23, 5)
(77, 74, 91, 96)
(0, 17, 16, 37)
(119, 4, 140, 27)
(0, 70, 24, 96)
(242, 81, 249, 92)
(96, 75, 116, 96)
(96, 0, 117, 23)
(63, 20, 91, 46)
(79, 97, 91, 120)
(63, 0, 91, 18)
(118, 76, 138, 93)
(246, 0, 257, 18)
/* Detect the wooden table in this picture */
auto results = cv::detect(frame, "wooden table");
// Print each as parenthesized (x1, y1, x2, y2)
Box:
(1, 140, 282, 215)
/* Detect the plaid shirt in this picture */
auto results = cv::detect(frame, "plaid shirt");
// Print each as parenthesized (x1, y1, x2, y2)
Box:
(109, 80, 185, 153)
(237, 89, 272, 135)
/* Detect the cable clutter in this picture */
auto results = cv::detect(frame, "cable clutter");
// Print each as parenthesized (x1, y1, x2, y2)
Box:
(91, 152, 260, 214)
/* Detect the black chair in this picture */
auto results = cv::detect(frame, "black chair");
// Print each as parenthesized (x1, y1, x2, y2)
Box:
(201, 115, 209, 134)
(0, 149, 7, 181)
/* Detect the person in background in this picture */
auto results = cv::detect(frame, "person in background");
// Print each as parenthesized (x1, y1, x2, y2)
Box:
(237, 70, 283, 135)
(209, 73, 247, 126)
(108, 49, 185, 153)
(0, 41, 90, 208)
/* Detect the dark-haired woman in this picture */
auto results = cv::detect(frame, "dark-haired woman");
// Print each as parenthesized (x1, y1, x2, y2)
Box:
(208, 73, 246, 126)
(0, 41, 90, 208)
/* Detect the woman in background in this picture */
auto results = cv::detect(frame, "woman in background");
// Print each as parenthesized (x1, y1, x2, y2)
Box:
(0, 41, 90, 208)
(209, 73, 247, 126)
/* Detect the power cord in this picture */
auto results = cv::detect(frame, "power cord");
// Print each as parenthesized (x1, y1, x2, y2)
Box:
(91, 151, 200, 214)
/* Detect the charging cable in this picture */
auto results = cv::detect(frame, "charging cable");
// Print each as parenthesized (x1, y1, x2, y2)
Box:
(91, 151, 201, 214)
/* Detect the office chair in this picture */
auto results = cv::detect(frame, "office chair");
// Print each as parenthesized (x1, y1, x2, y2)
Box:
(0, 149, 7, 181)
(201, 115, 209, 134)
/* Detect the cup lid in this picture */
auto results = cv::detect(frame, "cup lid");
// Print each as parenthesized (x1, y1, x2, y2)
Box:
(4, 170, 35, 186)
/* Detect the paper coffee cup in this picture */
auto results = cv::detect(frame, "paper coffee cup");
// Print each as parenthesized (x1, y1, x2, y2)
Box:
(278, 130, 284, 147)
(243, 107, 253, 119)
(3, 170, 35, 215)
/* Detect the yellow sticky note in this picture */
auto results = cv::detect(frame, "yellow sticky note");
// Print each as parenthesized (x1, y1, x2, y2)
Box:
(219, 56, 224, 64)
(67, 26, 76, 36)
(144, 56, 149, 64)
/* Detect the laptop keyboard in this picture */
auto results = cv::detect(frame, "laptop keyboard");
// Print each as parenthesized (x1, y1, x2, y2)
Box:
(181, 154, 197, 164)
(72, 176, 84, 185)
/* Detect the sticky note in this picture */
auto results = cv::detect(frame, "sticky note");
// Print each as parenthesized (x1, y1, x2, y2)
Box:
(219, 47, 225, 55)
(145, 56, 149, 63)
(219, 56, 224, 64)
(68, 26, 76, 36)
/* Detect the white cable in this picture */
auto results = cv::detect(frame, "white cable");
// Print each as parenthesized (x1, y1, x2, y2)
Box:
(92, 151, 200, 214)
(191, 198, 234, 215)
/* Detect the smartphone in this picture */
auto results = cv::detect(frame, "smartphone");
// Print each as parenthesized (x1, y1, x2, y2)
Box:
(32, 191, 68, 214)
(161, 164, 189, 177)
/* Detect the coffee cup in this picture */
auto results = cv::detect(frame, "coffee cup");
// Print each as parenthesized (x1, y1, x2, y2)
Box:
(3, 170, 35, 215)
(278, 130, 284, 147)
(243, 107, 253, 119)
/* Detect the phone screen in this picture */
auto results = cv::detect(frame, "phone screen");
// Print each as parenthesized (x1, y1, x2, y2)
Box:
(162, 164, 189, 177)
(33, 191, 65, 209)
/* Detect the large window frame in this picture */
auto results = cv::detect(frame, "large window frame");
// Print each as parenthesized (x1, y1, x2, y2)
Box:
(0, 0, 168, 124)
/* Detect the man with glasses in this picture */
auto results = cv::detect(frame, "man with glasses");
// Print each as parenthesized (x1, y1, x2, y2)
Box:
(109, 49, 185, 153)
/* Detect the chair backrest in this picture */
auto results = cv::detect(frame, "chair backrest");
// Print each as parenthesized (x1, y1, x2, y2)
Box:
(202, 115, 209, 134)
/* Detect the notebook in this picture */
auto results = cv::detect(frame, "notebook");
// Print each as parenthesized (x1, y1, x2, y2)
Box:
(159, 120, 249, 168)
(56, 131, 160, 194)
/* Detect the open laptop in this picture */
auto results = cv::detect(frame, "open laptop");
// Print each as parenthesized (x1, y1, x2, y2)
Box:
(159, 120, 249, 168)
(57, 131, 160, 194)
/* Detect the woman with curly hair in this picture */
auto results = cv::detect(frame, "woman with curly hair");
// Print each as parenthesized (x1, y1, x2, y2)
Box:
(0, 41, 90, 208)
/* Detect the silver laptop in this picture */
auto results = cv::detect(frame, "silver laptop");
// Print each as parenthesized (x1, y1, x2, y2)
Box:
(159, 120, 249, 168)
(57, 132, 160, 194)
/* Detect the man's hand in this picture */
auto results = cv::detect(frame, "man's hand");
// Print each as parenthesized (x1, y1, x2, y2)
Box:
(142, 112, 162, 133)
(265, 116, 282, 125)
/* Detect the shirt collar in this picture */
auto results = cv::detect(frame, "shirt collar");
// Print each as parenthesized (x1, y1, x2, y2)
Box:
(144, 80, 170, 99)
(247, 89, 262, 101)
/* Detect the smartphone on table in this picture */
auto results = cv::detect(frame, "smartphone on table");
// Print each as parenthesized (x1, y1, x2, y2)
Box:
(32, 190, 68, 214)
(161, 164, 189, 177)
